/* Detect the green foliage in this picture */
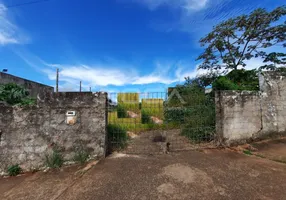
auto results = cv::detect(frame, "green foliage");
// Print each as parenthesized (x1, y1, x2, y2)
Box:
(19, 98, 36, 106)
(197, 6, 286, 71)
(107, 124, 128, 152)
(73, 149, 90, 165)
(141, 110, 152, 124)
(45, 149, 64, 168)
(181, 104, 215, 142)
(167, 84, 206, 108)
(181, 126, 215, 143)
(165, 78, 216, 142)
(7, 164, 22, 176)
(212, 69, 259, 91)
(212, 76, 240, 90)
(259, 53, 286, 70)
(164, 108, 192, 125)
(243, 150, 252, 155)
(117, 104, 128, 118)
(0, 83, 36, 106)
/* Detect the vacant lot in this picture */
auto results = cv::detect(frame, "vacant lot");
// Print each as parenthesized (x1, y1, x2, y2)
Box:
(1, 149, 286, 200)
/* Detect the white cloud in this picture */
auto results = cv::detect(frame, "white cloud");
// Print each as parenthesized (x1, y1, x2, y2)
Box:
(132, 74, 174, 84)
(0, 3, 28, 45)
(132, 0, 209, 11)
(45, 63, 177, 87)
(184, 0, 208, 11)
(0, 4, 18, 45)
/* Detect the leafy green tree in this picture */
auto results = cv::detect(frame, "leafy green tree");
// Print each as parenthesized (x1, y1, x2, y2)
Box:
(197, 6, 286, 71)
(259, 52, 286, 70)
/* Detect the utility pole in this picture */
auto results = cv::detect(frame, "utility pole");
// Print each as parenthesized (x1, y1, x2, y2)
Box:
(90, 86, 91, 92)
(80, 81, 82, 92)
(56, 68, 59, 93)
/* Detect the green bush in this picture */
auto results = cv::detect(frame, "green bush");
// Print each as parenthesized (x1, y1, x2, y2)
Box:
(141, 110, 152, 124)
(45, 149, 64, 168)
(107, 124, 128, 152)
(73, 148, 89, 164)
(164, 108, 192, 124)
(19, 98, 36, 106)
(7, 164, 22, 176)
(212, 69, 259, 91)
(165, 82, 216, 143)
(117, 104, 128, 118)
(0, 83, 36, 106)
(180, 104, 215, 142)
(181, 126, 215, 143)
(212, 76, 240, 90)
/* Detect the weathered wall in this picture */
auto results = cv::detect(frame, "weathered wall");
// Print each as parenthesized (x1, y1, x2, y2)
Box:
(0, 92, 107, 173)
(216, 72, 286, 145)
(215, 91, 262, 145)
(259, 72, 286, 135)
(0, 72, 54, 98)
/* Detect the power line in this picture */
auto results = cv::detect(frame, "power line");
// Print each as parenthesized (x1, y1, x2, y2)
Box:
(6, 0, 51, 8)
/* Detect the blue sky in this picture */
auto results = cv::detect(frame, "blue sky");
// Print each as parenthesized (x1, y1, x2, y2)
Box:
(0, 0, 285, 93)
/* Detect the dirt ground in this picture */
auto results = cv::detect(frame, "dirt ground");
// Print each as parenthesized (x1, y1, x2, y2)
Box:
(123, 129, 215, 154)
(251, 138, 286, 162)
(1, 148, 286, 200)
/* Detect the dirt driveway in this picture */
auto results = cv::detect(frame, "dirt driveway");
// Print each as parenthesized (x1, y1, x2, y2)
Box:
(1, 149, 286, 200)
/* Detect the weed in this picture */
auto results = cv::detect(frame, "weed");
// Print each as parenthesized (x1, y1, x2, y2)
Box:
(141, 110, 152, 124)
(45, 149, 64, 168)
(117, 104, 128, 118)
(73, 149, 90, 165)
(243, 150, 252, 155)
(107, 124, 128, 152)
(7, 164, 22, 176)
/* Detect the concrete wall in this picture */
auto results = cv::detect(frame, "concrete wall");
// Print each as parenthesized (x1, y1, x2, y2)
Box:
(260, 72, 286, 134)
(216, 72, 286, 145)
(0, 92, 107, 173)
(215, 91, 262, 145)
(0, 72, 54, 98)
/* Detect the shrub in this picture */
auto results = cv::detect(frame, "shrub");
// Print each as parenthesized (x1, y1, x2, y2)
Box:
(141, 110, 152, 124)
(107, 124, 128, 152)
(164, 108, 192, 125)
(181, 125, 215, 143)
(45, 149, 64, 168)
(7, 164, 22, 176)
(0, 83, 36, 105)
(181, 104, 215, 142)
(212, 76, 240, 90)
(19, 98, 36, 106)
(73, 149, 90, 165)
(212, 69, 259, 91)
(117, 104, 128, 118)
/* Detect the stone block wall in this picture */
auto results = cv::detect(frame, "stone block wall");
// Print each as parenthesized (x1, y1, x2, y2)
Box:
(216, 72, 286, 145)
(0, 92, 107, 173)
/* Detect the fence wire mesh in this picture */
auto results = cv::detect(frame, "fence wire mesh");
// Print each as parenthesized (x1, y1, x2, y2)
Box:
(107, 91, 216, 154)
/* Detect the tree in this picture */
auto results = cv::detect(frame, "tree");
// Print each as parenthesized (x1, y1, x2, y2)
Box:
(259, 52, 286, 70)
(197, 6, 286, 71)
